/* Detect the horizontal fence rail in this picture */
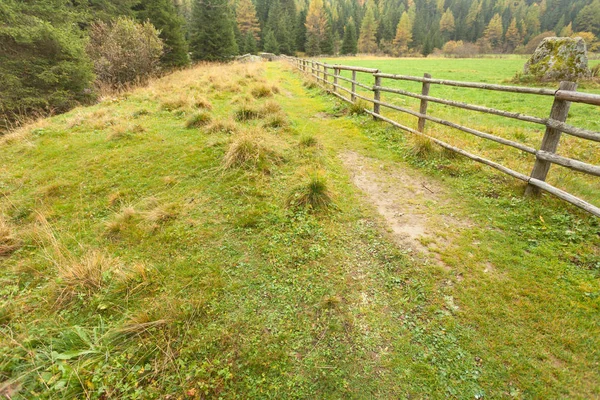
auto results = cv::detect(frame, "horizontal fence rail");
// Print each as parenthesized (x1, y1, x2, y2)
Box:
(284, 56, 600, 218)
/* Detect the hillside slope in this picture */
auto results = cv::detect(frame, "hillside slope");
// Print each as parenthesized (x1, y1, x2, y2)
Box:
(0, 61, 598, 399)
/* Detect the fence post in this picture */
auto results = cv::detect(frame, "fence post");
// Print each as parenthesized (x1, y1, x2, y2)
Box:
(373, 72, 381, 119)
(324, 65, 329, 89)
(525, 81, 578, 196)
(351, 70, 357, 102)
(333, 67, 339, 93)
(418, 73, 432, 132)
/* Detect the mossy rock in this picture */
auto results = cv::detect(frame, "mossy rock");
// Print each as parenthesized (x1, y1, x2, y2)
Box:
(523, 37, 591, 82)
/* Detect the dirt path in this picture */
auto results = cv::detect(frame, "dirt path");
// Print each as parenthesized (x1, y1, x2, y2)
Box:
(340, 151, 465, 266)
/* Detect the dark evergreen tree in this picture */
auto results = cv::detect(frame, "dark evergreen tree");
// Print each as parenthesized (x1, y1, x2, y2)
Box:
(263, 29, 280, 54)
(135, 0, 189, 67)
(341, 18, 358, 55)
(296, 9, 308, 52)
(189, 0, 238, 61)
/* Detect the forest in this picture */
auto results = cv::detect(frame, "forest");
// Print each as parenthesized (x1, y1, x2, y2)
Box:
(1, 0, 600, 129)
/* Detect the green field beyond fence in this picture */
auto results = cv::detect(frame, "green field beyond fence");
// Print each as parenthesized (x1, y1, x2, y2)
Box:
(296, 56, 600, 215)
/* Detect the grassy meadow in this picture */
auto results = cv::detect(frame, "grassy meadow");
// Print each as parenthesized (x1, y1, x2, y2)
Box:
(320, 56, 600, 206)
(0, 59, 599, 398)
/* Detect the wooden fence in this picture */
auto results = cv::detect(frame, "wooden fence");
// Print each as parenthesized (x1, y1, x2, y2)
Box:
(284, 56, 600, 218)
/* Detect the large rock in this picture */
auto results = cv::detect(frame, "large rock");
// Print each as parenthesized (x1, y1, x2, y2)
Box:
(524, 37, 591, 81)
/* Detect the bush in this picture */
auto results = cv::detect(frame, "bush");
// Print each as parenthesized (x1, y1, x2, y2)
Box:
(0, 8, 95, 130)
(441, 41, 480, 58)
(87, 17, 164, 89)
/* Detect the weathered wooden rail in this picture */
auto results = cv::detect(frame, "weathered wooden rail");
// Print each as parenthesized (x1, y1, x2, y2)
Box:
(284, 56, 600, 218)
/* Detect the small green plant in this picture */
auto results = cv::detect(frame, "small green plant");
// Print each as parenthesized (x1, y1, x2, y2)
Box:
(299, 134, 318, 147)
(286, 171, 333, 211)
(349, 99, 369, 115)
(185, 111, 212, 128)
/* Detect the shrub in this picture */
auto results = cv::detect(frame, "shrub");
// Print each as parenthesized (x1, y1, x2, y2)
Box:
(87, 17, 164, 89)
(185, 111, 212, 128)
(286, 171, 333, 211)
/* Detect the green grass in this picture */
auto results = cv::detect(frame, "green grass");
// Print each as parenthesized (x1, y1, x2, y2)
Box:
(0, 60, 598, 399)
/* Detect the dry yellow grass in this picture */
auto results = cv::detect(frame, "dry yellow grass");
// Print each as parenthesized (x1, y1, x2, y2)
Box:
(0, 216, 20, 257)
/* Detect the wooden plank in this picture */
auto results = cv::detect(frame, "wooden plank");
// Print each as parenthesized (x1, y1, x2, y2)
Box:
(527, 179, 600, 217)
(375, 99, 537, 154)
(376, 86, 547, 126)
(526, 81, 578, 196)
(332, 64, 380, 73)
(374, 73, 557, 96)
(555, 90, 600, 106)
(546, 119, 600, 142)
(536, 150, 600, 177)
(418, 73, 431, 132)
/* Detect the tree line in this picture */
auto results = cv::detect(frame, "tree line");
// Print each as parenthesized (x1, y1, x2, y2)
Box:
(2, 0, 599, 129)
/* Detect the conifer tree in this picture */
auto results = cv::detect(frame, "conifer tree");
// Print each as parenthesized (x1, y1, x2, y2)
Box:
(136, 0, 189, 67)
(305, 0, 327, 56)
(358, 3, 378, 54)
(341, 18, 358, 55)
(393, 11, 412, 56)
(236, 0, 261, 41)
(575, 0, 600, 36)
(483, 13, 503, 50)
(505, 18, 521, 52)
(190, 0, 238, 61)
(439, 8, 455, 39)
(263, 29, 280, 54)
(296, 9, 308, 52)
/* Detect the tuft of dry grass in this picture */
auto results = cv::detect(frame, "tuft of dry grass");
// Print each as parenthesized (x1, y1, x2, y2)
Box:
(262, 113, 289, 129)
(160, 97, 189, 111)
(193, 97, 213, 110)
(261, 100, 282, 115)
(223, 132, 281, 170)
(286, 170, 333, 211)
(105, 206, 137, 237)
(185, 111, 212, 129)
(108, 125, 133, 140)
(251, 84, 274, 98)
(410, 135, 436, 158)
(56, 250, 115, 302)
(349, 99, 369, 115)
(206, 119, 239, 134)
(143, 203, 179, 230)
(0, 217, 20, 257)
(234, 104, 262, 121)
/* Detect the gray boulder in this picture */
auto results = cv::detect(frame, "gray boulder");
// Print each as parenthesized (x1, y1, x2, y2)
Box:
(524, 37, 591, 81)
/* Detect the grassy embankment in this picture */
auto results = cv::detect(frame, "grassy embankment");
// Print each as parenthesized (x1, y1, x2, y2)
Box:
(320, 56, 600, 206)
(0, 59, 598, 398)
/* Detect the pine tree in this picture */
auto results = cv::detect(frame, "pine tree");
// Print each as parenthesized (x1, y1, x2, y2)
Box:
(263, 29, 280, 54)
(236, 0, 261, 41)
(358, 2, 378, 53)
(244, 32, 258, 54)
(504, 18, 521, 52)
(296, 9, 307, 52)
(483, 13, 503, 50)
(135, 0, 189, 67)
(305, 0, 327, 56)
(393, 11, 412, 56)
(341, 18, 358, 55)
(190, 0, 238, 61)
(439, 8, 455, 39)
(575, 0, 600, 36)
(559, 22, 573, 37)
